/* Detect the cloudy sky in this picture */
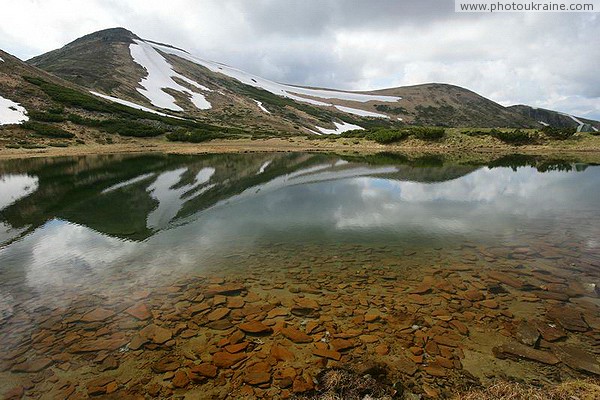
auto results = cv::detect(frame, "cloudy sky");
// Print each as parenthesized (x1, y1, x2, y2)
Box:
(1, 0, 599, 118)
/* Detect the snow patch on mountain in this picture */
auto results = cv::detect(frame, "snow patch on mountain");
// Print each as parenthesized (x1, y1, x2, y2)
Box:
(148, 42, 401, 108)
(316, 121, 363, 135)
(0, 56, 4, 62)
(257, 160, 272, 174)
(0, 95, 28, 125)
(254, 100, 270, 114)
(129, 39, 211, 111)
(334, 105, 389, 119)
(90, 91, 180, 118)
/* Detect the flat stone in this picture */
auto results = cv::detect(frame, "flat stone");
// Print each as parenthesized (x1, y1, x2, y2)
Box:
(547, 306, 589, 332)
(238, 321, 272, 334)
(487, 271, 524, 289)
(375, 344, 390, 355)
(450, 320, 469, 336)
(291, 298, 320, 317)
(281, 327, 312, 343)
(514, 320, 540, 346)
(207, 308, 230, 321)
(271, 344, 295, 362)
(533, 320, 567, 342)
(124, 303, 151, 320)
(190, 363, 218, 378)
(189, 302, 211, 315)
(551, 344, 600, 376)
(243, 362, 271, 385)
(360, 335, 379, 344)
(312, 347, 341, 361)
(80, 308, 115, 322)
(463, 290, 484, 302)
(424, 365, 447, 377)
(99, 355, 119, 371)
(227, 297, 245, 309)
(152, 357, 180, 373)
(481, 300, 499, 309)
(493, 342, 559, 365)
(207, 320, 233, 330)
(12, 358, 53, 373)
(70, 336, 128, 353)
(212, 352, 247, 368)
(533, 291, 570, 301)
(330, 338, 355, 351)
(433, 335, 459, 348)
(139, 324, 172, 344)
(86, 377, 115, 396)
(410, 283, 432, 294)
(364, 312, 380, 323)
(266, 308, 289, 319)
(172, 370, 190, 388)
(225, 342, 248, 353)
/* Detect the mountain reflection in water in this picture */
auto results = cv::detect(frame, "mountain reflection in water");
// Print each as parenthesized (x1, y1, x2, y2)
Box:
(0, 152, 598, 295)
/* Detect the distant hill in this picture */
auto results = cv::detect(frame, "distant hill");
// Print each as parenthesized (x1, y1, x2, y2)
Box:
(508, 105, 599, 132)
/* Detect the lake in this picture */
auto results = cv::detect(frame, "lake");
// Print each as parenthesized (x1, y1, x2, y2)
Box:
(0, 152, 599, 398)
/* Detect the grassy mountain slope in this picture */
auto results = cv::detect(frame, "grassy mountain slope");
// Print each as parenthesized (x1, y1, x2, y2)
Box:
(27, 27, 566, 131)
(1, 48, 272, 149)
(508, 104, 599, 132)
(372, 83, 536, 128)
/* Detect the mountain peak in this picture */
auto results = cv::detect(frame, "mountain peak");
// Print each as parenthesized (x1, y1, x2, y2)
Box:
(72, 27, 139, 45)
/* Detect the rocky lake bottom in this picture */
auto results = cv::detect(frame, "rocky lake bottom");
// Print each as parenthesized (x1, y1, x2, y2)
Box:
(0, 152, 598, 399)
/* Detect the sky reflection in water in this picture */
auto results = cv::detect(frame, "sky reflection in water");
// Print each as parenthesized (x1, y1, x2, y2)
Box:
(0, 153, 598, 297)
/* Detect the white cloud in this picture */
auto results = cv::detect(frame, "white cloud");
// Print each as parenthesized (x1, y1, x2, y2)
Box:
(0, 0, 598, 118)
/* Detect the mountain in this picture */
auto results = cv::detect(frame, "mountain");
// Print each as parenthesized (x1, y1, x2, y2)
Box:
(508, 105, 599, 132)
(28, 27, 543, 131)
(1, 48, 216, 148)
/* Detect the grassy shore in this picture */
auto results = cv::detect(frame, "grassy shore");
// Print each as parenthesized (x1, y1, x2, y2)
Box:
(1, 130, 600, 161)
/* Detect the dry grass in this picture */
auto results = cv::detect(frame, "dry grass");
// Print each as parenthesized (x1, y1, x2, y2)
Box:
(454, 379, 600, 400)
(297, 367, 395, 400)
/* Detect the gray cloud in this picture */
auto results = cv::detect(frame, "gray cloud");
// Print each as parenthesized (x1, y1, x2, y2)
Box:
(1, 0, 598, 118)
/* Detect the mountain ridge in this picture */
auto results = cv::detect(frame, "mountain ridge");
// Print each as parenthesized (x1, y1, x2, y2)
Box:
(1, 27, 597, 138)
(26, 26, 579, 132)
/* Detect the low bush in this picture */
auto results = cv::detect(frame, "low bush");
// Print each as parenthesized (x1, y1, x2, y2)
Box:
(21, 121, 74, 138)
(493, 129, 532, 144)
(166, 129, 226, 143)
(410, 126, 445, 141)
(28, 111, 66, 122)
(368, 129, 409, 144)
(541, 126, 577, 140)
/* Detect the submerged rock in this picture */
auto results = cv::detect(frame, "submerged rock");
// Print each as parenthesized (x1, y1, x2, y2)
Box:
(493, 342, 559, 365)
(551, 344, 600, 376)
(547, 306, 589, 332)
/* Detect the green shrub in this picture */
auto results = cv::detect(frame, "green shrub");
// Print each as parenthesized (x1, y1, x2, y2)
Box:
(493, 129, 531, 144)
(541, 126, 576, 140)
(410, 127, 445, 141)
(29, 111, 66, 122)
(166, 129, 226, 143)
(368, 129, 409, 144)
(374, 104, 408, 115)
(21, 121, 74, 138)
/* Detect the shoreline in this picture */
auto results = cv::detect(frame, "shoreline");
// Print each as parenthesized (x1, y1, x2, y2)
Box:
(1, 137, 600, 160)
